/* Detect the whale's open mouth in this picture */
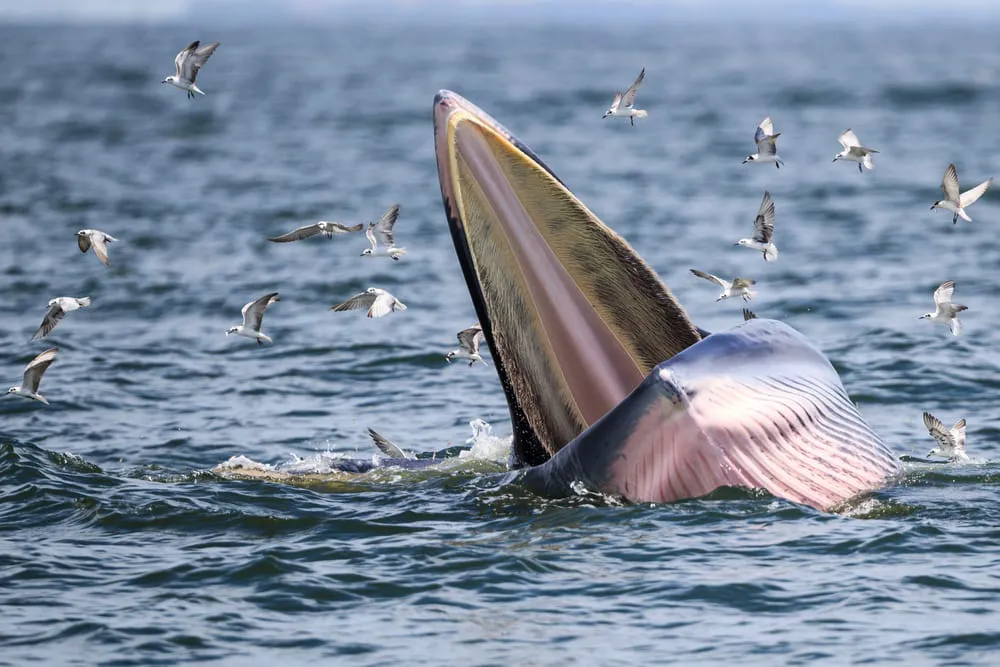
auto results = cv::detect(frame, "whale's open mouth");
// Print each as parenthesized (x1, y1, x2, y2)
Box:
(433, 90, 701, 465)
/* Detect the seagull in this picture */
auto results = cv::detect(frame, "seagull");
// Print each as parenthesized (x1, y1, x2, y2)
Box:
(690, 269, 756, 302)
(446, 323, 488, 366)
(268, 221, 363, 243)
(77, 229, 118, 266)
(367, 428, 416, 460)
(360, 204, 406, 261)
(6, 348, 58, 405)
(226, 292, 280, 345)
(330, 287, 406, 319)
(162, 40, 220, 99)
(922, 412, 969, 462)
(742, 116, 783, 168)
(920, 281, 967, 336)
(931, 163, 993, 224)
(832, 129, 878, 173)
(602, 67, 647, 126)
(735, 190, 778, 261)
(32, 297, 91, 341)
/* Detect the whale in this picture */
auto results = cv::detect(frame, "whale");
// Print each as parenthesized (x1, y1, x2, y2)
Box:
(433, 90, 901, 510)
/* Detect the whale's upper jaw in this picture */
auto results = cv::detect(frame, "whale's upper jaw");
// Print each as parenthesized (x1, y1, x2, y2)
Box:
(433, 90, 701, 465)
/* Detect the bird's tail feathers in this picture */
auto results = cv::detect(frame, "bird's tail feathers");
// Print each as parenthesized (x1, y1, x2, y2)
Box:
(394, 301, 408, 312)
(958, 208, 972, 222)
(764, 245, 779, 262)
(862, 154, 874, 170)
(633, 109, 648, 118)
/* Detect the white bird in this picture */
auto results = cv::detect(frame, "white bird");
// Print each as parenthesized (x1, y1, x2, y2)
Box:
(742, 116, 783, 168)
(922, 412, 969, 462)
(690, 269, 756, 302)
(446, 323, 488, 366)
(330, 287, 406, 319)
(77, 229, 118, 266)
(360, 205, 406, 261)
(920, 281, 967, 336)
(931, 163, 993, 224)
(832, 129, 878, 173)
(735, 191, 779, 261)
(162, 40, 220, 99)
(268, 221, 363, 243)
(602, 67, 647, 126)
(367, 428, 416, 460)
(226, 292, 280, 345)
(6, 347, 59, 405)
(32, 297, 91, 341)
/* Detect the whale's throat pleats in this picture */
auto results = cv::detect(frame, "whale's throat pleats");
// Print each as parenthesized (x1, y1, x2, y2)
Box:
(435, 92, 701, 463)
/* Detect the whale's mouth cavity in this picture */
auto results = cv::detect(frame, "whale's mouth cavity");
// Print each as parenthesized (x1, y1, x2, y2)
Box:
(433, 91, 700, 465)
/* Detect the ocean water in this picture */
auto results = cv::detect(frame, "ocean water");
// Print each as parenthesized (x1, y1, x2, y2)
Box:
(2, 18, 1000, 665)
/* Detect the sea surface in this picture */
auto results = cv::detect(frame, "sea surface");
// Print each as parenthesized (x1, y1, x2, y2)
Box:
(1, 18, 1000, 665)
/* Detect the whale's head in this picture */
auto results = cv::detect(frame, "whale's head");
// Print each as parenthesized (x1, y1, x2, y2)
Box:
(433, 90, 701, 465)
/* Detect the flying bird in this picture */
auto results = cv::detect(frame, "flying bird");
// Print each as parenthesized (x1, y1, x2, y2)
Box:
(743, 117, 783, 168)
(360, 205, 406, 260)
(832, 129, 878, 173)
(330, 287, 407, 319)
(922, 412, 969, 462)
(690, 269, 756, 302)
(162, 40, 220, 99)
(6, 347, 59, 405)
(602, 67, 647, 126)
(735, 191, 779, 261)
(446, 323, 488, 366)
(919, 280, 967, 336)
(930, 163, 993, 224)
(32, 297, 91, 341)
(226, 292, 280, 345)
(268, 221, 363, 243)
(77, 229, 118, 266)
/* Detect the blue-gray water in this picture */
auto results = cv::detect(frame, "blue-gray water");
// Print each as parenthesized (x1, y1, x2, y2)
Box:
(2, 19, 1000, 665)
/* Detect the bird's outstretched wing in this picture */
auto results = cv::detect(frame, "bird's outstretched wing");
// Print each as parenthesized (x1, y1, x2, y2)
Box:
(242, 292, 279, 331)
(368, 204, 401, 248)
(753, 190, 775, 244)
(330, 291, 376, 313)
(367, 428, 415, 460)
(268, 223, 324, 243)
(457, 324, 484, 354)
(838, 129, 860, 149)
(960, 177, 992, 208)
(32, 302, 64, 341)
(941, 163, 960, 203)
(689, 269, 727, 288)
(622, 67, 645, 108)
(923, 411, 956, 450)
(177, 41, 219, 83)
(932, 280, 956, 306)
(23, 347, 59, 393)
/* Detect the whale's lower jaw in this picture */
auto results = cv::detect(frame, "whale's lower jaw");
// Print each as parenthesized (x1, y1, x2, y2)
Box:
(433, 89, 900, 509)
(521, 321, 902, 510)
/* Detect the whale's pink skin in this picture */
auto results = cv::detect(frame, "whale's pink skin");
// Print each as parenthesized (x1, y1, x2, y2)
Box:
(523, 321, 902, 510)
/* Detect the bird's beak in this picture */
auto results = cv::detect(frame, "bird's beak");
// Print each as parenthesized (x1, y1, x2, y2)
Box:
(733, 242, 741, 246)
(929, 204, 936, 210)
(831, 157, 838, 162)
(741, 158, 749, 164)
